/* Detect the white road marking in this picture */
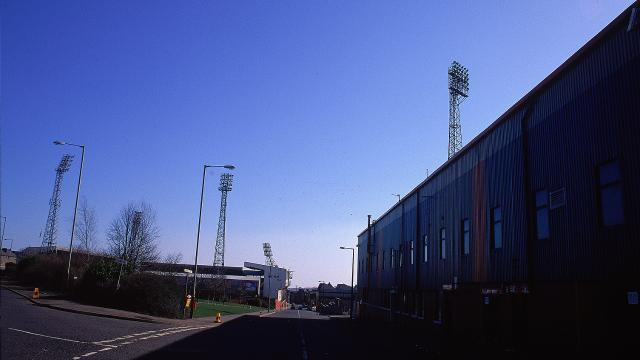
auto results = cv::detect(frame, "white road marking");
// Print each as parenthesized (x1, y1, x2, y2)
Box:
(8, 328, 90, 344)
(72, 324, 216, 359)
(299, 330, 308, 360)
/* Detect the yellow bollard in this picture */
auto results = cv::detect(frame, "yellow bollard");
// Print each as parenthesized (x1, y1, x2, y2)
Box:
(215, 312, 222, 323)
(32, 288, 40, 299)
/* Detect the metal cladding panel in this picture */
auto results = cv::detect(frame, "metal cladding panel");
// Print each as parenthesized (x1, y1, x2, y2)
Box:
(371, 206, 402, 291)
(402, 194, 418, 289)
(479, 115, 528, 284)
(357, 232, 368, 289)
(526, 19, 640, 281)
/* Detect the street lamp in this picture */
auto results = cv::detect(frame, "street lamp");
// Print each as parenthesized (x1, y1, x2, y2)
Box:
(183, 268, 193, 299)
(392, 193, 401, 202)
(318, 280, 325, 311)
(4, 239, 13, 251)
(191, 164, 235, 318)
(340, 246, 355, 319)
(1, 217, 6, 251)
(54, 140, 85, 284)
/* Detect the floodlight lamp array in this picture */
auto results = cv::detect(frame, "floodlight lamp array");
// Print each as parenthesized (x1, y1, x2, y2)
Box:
(448, 61, 469, 97)
(218, 173, 234, 192)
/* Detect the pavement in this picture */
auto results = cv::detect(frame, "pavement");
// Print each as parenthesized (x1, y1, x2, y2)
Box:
(0, 282, 235, 325)
(0, 288, 231, 359)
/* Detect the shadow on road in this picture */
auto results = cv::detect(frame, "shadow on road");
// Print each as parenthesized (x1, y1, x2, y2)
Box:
(135, 315, 443, 359)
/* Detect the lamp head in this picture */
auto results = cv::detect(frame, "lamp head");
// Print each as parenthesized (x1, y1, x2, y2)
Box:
(53, 140, 66, 145)
(223, 165, 236, 170)
(339, 246, 345, 249)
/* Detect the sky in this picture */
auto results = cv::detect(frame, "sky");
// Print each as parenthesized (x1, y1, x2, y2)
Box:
(1, 0, 633, 287)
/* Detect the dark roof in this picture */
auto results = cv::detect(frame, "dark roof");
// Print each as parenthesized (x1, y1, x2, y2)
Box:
(358, 4, 635, 237)
(143, 262, 262, 276)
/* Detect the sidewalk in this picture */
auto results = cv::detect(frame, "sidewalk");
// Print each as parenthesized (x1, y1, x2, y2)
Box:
(1, 281, 254, 326)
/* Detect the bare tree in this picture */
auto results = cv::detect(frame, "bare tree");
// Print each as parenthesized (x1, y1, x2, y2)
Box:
(163, 251, 183, 274)
(75, 197, 98, 261)
(164, 252, 183, 265)
(106, 201, 160, 271)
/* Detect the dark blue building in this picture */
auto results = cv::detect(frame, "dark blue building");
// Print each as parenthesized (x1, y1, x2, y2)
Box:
(357, 5, 640, 350)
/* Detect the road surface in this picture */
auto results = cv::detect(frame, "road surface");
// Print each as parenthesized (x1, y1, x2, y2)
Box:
(0, 289, 214, 360)
(2, 289, 439, 359)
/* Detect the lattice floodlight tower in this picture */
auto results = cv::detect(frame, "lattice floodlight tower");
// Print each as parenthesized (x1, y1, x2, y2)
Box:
(41, 154, 74, 253)
(213, 173, 233, 268)
(263, 242, 276, 267)
(448, 61, 469, 159)
(262, 242, 277, 310)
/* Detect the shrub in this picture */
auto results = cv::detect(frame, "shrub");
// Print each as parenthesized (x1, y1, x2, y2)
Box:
(16, 255, 183, 318)
(16, 254, 69, 290)
(74, 259, 120, 306)
(116, 273, 182, 318)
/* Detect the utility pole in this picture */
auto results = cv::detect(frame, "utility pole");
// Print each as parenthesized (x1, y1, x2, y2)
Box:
(340, 246, 356, 319)
(1, 217, 6, 251)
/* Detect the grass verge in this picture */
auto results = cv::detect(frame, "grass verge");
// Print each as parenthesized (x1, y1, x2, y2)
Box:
(193, 300, 265, 317)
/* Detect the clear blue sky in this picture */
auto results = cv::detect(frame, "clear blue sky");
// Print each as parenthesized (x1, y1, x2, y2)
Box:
(1, 0, 632, 287)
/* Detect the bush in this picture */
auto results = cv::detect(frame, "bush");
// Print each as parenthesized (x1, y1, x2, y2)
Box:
(16, 255, 183, 318)
(74, 259, 120, 306)
(16, 255, 70, 290)
(116, 273, 182, 318)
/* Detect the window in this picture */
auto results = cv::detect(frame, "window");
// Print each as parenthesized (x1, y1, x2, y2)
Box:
(598, 160, 624, 226)
(491, 207, 502, 249)
(440, 228, 446, 259)
(423, 235, 428, 263)
(391, 249, 395, 269)
(536, 190, 549, 239)
(410, 240, 415, 265)
(382, 250, 386, 270)
(462, 219, 470, 255)
(399, 246, 404, 268)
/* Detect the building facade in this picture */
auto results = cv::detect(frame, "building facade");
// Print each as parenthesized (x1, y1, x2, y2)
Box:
(357, 5, 640, 349)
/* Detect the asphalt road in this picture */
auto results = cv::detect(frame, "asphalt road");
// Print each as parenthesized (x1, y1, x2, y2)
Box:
(2, 290, 442, 359)
(0, 289, 215, 360)
(138, 308, 441, 359)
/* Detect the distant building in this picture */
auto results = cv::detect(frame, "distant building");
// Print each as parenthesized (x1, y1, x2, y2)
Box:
(143, 262, 263, 300)
(142, 261, 291, 307)
(0, 248, 17, 270)
(243, 262, 291, 300)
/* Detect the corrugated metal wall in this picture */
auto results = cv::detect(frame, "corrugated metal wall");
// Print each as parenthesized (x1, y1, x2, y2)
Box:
(357, 5, 640, 315)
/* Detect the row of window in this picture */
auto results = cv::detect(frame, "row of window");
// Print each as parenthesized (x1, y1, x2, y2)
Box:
(360, 160, 625, 274)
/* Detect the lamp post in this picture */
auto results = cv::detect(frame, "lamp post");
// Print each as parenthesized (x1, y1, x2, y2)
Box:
(1, 216, 6, 251)
(392, 193, 401, 202)
(318, 280, 325, 311)
(53, 140, 85, 284)
(191, 164, 235, 318)
(115, 258, 127, 290)
(183, 268, 193, 299)
(4, 239, 13, 251)
(340, 246, 355, 319)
